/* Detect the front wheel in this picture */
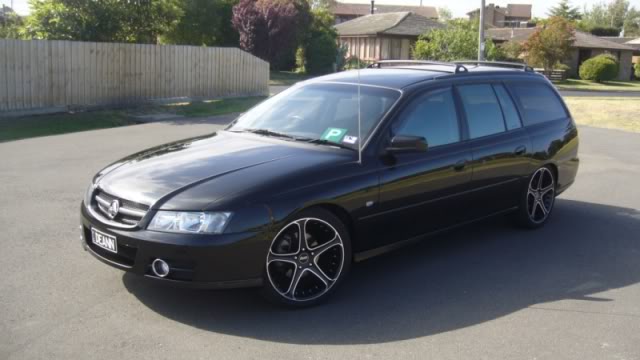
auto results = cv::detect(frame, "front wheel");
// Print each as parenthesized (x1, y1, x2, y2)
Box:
(515, 166, 556, 228)
(262, 208, 351, 307)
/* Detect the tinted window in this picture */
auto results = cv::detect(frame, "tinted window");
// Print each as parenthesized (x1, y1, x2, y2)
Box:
(393, 87, 459, 147)
(493, 84, 522, 130)
(229, 83, 400, 149)
(458, 84, 506, 139)
(509, 82, 568, 126)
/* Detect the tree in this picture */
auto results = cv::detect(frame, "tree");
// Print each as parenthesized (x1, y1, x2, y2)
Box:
(623, 7, 640, 36)
(413, 19, 500, 61)
(548, 0, 582, 21)
(437, 7, 452, 22)
(0, 6, 24, 39)
(24, 0, 182, 43)
(524, 16, 575, 72)
(299, 7, 337, 74)
(163, 0, 238, 46)
(307, 0, 336, 10)
(232, 0, 310, 70)
(607, 0, 628, 29)
(499, 41, 523, 62)
(578, 0, 640, 37)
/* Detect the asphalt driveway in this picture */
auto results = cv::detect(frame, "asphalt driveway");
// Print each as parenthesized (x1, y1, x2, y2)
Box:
(1, 121, 640, 359)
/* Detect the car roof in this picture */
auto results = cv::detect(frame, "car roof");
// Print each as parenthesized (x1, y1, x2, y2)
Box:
(306, 64, 543, 90)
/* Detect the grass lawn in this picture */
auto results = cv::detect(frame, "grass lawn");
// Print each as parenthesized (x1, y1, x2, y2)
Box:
(0, 96, 266, 143)
(554, 79, 640, 92)
(165, 96, 265, 117)
(269, 71, 313, 86)
(0, 111, 136, 143)
(564, 96, 640, 133)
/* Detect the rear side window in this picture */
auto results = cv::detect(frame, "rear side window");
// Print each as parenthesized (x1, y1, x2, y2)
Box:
(508, 82, 568, 126)
(493, 84, 522, 130)
(457, 84, 505, 139)
(393, 87, 460, 147)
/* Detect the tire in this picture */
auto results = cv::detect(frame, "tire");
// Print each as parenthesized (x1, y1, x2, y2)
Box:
(515, 166, 556, 229)
(262, 207, 352, 308)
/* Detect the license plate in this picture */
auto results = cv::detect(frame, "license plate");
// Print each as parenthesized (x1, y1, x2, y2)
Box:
(91, 228, 118, 254)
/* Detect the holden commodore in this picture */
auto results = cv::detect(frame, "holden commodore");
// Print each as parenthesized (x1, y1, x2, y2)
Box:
(80, 61, 579, 307)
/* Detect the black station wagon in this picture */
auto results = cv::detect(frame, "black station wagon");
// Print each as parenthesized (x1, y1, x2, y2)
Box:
(80, 61, 580, 307)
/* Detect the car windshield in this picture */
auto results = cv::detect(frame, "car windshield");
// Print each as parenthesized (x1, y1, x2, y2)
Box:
(227, 83, 401, 149)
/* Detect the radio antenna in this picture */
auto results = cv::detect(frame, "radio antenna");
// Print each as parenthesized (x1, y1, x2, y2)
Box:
(357, 57, 362, 164)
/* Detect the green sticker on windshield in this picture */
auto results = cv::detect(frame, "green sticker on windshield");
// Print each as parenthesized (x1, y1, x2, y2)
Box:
(320, 128, 347, 143)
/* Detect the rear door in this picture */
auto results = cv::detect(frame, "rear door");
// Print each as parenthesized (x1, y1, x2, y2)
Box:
(363, 86, 474, 249)
(455, 82, 532, 217)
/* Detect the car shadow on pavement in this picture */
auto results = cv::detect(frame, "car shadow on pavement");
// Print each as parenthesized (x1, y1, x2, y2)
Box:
(122, 199, 640, 344)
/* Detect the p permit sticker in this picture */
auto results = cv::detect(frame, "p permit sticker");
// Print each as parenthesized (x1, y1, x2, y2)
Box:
(343, 135, 358, 144)
(320, 128, 347, 143)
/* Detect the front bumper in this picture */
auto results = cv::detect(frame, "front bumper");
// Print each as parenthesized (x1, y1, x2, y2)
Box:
(80, 204, 268, 289)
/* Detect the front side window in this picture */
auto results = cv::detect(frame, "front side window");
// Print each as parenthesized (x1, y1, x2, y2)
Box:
(392, 87, 460, 147)
(228, 83, 400, 149)
(457, 84, 506, 139)
(508, 82, 568, 126)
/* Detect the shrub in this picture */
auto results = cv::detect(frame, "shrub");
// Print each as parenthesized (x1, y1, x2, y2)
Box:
(498, 41, 523, 62)
(635, 63, 640, 79)
(589, 27, 620, 37)
(344, 56, 370, 70)
(304, 29, 337, 74)
(579, 54, 619, 82)
(297, 7, 337, 75)
(413, 19, 500, 61)
(335, 43, 348, 71)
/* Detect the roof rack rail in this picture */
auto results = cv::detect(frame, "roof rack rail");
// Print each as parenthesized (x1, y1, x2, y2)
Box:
(454, 61, 535, 72)
(367, 60, 469, 74)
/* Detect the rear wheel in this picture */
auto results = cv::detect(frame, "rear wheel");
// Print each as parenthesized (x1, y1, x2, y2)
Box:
(515, 166, 556, 228)
(262, 208, 351, 307)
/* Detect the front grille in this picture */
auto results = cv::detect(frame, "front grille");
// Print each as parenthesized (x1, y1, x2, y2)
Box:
(92, 189, 150, 227)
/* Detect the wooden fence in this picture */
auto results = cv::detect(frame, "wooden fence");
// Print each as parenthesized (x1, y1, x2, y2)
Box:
(534, 68, 568, 81)
(0, 40, 270, 113)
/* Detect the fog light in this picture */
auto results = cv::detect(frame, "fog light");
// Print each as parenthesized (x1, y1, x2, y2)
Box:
(151, 259, 170, 278)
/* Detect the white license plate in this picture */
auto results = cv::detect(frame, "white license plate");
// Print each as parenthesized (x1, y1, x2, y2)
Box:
(91, 228, 118, 254)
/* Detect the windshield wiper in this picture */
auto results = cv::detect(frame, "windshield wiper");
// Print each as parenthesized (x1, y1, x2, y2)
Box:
(230, 128, 297, 140)
(306, 138, 357, 151)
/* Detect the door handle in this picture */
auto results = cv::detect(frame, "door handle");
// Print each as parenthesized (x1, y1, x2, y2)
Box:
(514, 146, 527, 156)
(453, 160, 466, 171)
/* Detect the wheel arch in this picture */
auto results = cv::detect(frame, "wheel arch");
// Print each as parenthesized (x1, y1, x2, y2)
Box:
(543, 162, 559, 188)
(309, 203, 356, 251)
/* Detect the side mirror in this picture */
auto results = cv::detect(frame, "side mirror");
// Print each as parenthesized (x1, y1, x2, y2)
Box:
(387, 135, 428, 153)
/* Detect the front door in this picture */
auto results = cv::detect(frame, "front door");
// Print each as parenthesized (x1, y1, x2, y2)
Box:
(362, 87, 474, 250)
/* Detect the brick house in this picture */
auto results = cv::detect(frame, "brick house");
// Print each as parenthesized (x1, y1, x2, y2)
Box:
(487, 28, 636, 80)
(467, 3, 533, 28)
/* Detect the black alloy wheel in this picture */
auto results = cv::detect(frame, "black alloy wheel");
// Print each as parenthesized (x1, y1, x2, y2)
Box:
(263, 208, 351, 307)
(516, 166, 556, 228)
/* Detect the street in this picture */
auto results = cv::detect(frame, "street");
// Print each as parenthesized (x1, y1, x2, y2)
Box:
(1, 122, 640, 359)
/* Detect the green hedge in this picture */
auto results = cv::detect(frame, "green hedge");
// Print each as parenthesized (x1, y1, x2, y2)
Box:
(635, 62, 640, 79)
(579, 54, 619, 82)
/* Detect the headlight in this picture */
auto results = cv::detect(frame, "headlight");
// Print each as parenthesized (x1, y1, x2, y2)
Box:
(147, 211, 232, 234)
